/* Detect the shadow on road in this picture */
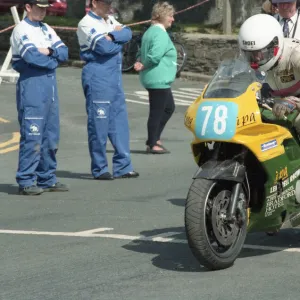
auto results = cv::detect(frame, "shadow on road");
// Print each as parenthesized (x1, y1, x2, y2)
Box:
(122, 227, 300, 272)
(167, 198, 185, 207)
(56, 170, 93, 180)
(122, 227, 205, 272)
(106, 149, 149, 155)
(0, 184, 19, 195)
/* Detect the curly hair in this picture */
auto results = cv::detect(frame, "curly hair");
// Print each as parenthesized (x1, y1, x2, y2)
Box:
(151, 1, 175, 22)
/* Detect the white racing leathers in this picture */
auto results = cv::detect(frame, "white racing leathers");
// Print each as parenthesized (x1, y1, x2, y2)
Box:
(266, 38, 300, 133)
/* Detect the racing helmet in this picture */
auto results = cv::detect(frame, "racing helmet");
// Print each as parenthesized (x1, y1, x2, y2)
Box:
(238, 14, 284, 72)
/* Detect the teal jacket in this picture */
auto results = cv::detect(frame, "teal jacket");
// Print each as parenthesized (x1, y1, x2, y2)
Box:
(139, 25, 177, 89)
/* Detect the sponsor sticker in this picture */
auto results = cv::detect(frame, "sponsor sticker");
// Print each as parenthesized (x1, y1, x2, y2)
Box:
(261, 139, 277, 152)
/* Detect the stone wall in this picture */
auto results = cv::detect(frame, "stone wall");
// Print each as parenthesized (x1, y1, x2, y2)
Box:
(178, 33, 238, 75)
(0, 27, 239, 76)
(113, 0, 263, 26)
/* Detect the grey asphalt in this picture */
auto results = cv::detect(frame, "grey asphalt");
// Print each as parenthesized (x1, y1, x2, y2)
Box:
(1, 68, 300, 300)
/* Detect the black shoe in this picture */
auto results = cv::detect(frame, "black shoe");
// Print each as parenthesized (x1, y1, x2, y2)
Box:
(95, 172, 114, 180)
(42, 182, 69, 192)
(146, 143, 170, 154)
(115, 171, 139, 179)
(19, 185, 44, 195)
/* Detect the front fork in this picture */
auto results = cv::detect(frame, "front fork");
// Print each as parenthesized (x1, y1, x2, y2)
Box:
(227, 182, 247, 226)
(227, 182, 242, 221)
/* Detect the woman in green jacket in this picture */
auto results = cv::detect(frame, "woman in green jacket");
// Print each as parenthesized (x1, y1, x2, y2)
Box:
(134, 1, 177, 154)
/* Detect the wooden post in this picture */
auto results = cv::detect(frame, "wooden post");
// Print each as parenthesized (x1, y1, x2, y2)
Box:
(223, 0, 232, 35)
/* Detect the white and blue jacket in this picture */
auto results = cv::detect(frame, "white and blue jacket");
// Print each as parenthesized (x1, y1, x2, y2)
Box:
(77, 11, 132, 65)
(10, 17, 68, 76)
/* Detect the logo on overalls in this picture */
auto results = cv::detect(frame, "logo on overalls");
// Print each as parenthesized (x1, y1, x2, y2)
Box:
(88, 28, 96, 42)
(22, 35, 29, 41)
(29, 123, 40, 136)
(46, 33, 52, 42)
(97, 108, 106, 119)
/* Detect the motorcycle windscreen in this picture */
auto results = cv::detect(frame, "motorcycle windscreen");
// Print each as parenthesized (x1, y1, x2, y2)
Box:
(203, 56, 264, 99)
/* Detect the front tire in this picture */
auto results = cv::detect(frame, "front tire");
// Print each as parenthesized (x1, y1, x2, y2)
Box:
(185, 178, 248, 270)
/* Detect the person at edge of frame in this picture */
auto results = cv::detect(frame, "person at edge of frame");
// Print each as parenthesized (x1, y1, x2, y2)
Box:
(273, 0, 300, 39)
(262, 0, 279, 16)
(10, 0, 69, 195)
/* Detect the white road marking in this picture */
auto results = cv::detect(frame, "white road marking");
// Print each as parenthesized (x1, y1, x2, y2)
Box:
(134, 91, 147, 96)
(174, 90, 201, 97)
(0, 228, 300, 253)
(76, 227, 114, 235)
(133, 90, 197, 100)
(129, 93, 192, 104)
(126, 99, 149, 106)
(126, 98, 191, 107)
(142, 232, 182, 242)
(179, 88, 204, 93)
(173, 98, 194, 104)
(173, 93, 198, 100)
(125, 88, 202, 107)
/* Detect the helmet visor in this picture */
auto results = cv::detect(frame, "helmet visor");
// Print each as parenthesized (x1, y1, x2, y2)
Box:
(241, 37, 279, 69)
(242, 47, 274, 66)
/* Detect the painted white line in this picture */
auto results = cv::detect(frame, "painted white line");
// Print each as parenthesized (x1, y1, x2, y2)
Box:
(172, 92, 198, 99)
(174, 98, 194, 104)
(126, 98, 191, 107)
(0, 230, 83, 237)
(173, 90, 201, 97)
(179, 88, 203, 93)
(130, 91, 196, 101)
(142, 232, 183, 242)
(133, 90, 202, 98)
(132, 94, 149, 100)
(133, 91, 148, 96)
(76, 227, 114, 235)
(126, 99, 149, 106)
(0, 229, 300, 253)
(126, 91, 195, 105)
(0, 117, 10, 123)
(174, 102, 192, 106)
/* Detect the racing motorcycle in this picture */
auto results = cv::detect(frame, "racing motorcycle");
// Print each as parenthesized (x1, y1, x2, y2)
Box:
(184, 56, 300, 271)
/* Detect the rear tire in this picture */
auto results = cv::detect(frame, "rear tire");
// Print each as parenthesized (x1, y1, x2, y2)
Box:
(185, 178, 247, 270)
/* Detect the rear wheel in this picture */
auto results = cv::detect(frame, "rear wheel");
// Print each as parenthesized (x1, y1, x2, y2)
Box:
(122, 40, 140, 72)
(185, 178, 248, 270)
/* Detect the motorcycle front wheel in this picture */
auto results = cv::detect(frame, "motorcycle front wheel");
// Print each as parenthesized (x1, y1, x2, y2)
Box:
(185, 178, 248, 271)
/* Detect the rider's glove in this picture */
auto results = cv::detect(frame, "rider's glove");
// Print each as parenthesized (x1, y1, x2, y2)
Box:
(272, 96, 300, 119)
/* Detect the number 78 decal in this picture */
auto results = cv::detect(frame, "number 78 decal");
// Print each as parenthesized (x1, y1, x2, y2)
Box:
(195, 101, 238, 140)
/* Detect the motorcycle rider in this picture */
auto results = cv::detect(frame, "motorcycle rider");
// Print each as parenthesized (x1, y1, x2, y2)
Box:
(238, 13, 300, 130)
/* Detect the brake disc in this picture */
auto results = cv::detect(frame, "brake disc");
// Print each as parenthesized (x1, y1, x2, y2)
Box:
(211, 190, 239, 247)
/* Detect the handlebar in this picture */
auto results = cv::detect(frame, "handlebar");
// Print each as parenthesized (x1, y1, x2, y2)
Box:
(257, 96, 275, 108)
(257, 97, 289, 120)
